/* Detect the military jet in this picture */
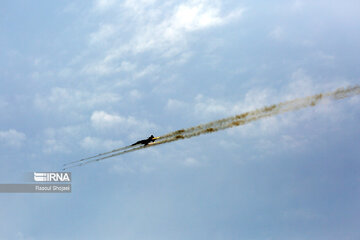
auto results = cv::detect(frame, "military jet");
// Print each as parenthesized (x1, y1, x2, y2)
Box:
(131, 135, 159, 146)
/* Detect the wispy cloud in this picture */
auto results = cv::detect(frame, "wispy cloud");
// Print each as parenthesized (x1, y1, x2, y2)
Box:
(93, 0, 116, 12)
(291, 0, 305, 11)
(81, 0, 245, 76)
(269, 26, 285, 40)
(89, 24, 116, 45)
(34, 87, 121, 113)
(43, 138, 69, 154)
(80, 136, 123, 150)
(42, 125, 83, 154)
(0, 129, 26, 147)
(90, 111, 157, 139)
(182, 157, 201, 167)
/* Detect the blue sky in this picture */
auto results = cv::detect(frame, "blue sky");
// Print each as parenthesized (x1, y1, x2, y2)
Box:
(1, 0, 360, 239)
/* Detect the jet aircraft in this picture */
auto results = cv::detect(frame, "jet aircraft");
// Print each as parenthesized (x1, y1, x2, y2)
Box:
(131, 135, 159, 146)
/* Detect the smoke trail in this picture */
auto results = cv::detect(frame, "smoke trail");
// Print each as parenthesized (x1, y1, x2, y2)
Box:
(63, 145, 135, 167)
(63, 144, 149, 169)
(66, 85, 360, 169)
(158, 85, 360, 141)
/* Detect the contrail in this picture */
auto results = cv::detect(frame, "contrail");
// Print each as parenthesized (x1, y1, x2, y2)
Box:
(64, 85, 360, 170)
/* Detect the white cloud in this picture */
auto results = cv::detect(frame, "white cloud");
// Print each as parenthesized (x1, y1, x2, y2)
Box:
(34, 87, 121, 113)
(173, 2, 223, 31)
(280, 134, 309, 149)
(94, 0, 116, 12)
(81, 0, 245, 76)
(349, 94, 360, 106)
(81, 60, 136, 76)
(89, 24, 115, 45)
(285, 68, 328, 100)
(286, 68, 348, 100)
(43, 139, 68, 154)
(194, 94, 228, 117)
(183, 157, 200, 167)
(166, 98, 186, 111)
(269, 26, 285, 40)
(80, 136, 123, 150)
(316, 51, 335, 62)
(90, 111, 157, 139)
(291, 0, 305, 11)
(81, 136, 99, 149)
(122, 0, 157, 15)
(128, 89, 142, 100)
(134, 64, 159, 79)
(167, 52, 193, 66)
(121, 0, 244, 56)
(91, 111, 124, 128)
(193, 88, 274, 119)
(0, 129, 26, 147)
(42, 125, 83, 154)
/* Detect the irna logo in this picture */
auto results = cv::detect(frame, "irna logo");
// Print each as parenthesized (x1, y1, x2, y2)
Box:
(34, 172, 71, 182)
